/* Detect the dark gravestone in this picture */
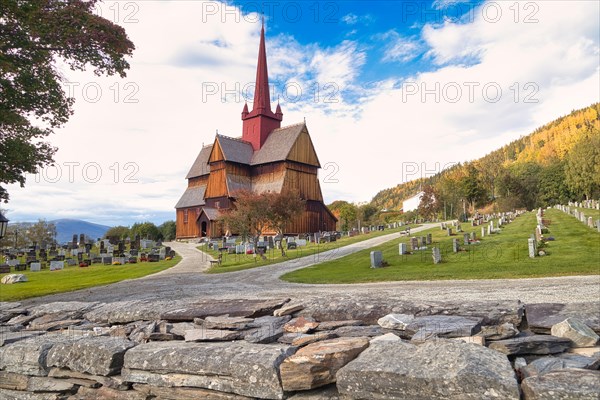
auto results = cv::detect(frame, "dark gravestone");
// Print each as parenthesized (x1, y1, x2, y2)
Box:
(102, 257, 112, 265)
(85, 243, 92, 254)
(130, 249, 138, 256)
(118, 241, 125, 253)
(0, 264, 10, 274)
(287, 242, 297, 250)
(100, 241, 105, 253)
(79, 234, 85, 246)
(72, 234, 78, 249)
(135, 234, 141, 250)
(148, 254, 160, 262)
(128, 257, 138, 264)
(169, 250, 176, 258)
(39, 249, 47, 261)
(77, 253, 83, 262)
(92, 257, 102, 264)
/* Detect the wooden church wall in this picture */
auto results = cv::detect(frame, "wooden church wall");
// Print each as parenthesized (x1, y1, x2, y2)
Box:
(176, 207, 201, 239)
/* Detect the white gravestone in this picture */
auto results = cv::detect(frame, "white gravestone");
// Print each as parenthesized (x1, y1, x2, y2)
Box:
(50, 261, 64, 271)
(30, 262, 41, 272)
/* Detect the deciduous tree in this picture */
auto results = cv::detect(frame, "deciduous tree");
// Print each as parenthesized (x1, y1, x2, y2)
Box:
(0, 0, 135, 202)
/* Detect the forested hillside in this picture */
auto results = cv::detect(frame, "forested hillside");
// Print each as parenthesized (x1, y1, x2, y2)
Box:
(370, 103, 600, 219)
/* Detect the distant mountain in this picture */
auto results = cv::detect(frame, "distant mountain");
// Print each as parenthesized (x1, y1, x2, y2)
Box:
(51, 219, 111, 244)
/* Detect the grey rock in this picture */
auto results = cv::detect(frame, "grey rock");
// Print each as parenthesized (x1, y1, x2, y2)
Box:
(128, 321, 157, 344)
(377, 313, 414, 330)
(48, 368, 131, 391)
(29, 302, 98, 319)
(406, 315, 483, 338)
(184, 328, 243, 342)
(280, 337, 369, 391)
(333, 325, 383, 337)
(315, 320, 364, 331)
(169, 322, 196, 337)
(0, 388, 61, 400)
(557, 352, 600, 369)
(273, 304, 304, 317)
(337, 340, 519, 399)
(132, 383, 253, 399)
(287, 384, 340, 399)
(1, 331, 46, 347)
(123, 341, 296, 399)
(489, 335, 572, 355)
(521, 369, 600, 399)
(370, 333, 402, 343)
(46, 336, 135, 376)
(148, 332, 178, 341)
(244, 315, 291, 344)
(291, 332, 338, 347)
(6, 314, 38, 326)
(1, 274, 28, 284)
(203, 316, 254, 330)
(299, 298, 523, 326)
(551, 318, 599, 347)
(85, 299, 183, 324)
(160, 298, 290, 321)
(27, 313, 83, 331)
(0, 371, 29, 390)
(284, 316, 319, 333)
(0, 335, 74, 376)
(479, 323, 519, 340)
(26, 377, 77, 393)
(67, 386, 146, 399)
(525, 302, 600, 334)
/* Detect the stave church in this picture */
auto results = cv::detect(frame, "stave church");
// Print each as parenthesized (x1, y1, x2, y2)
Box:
(175, 22, 337, 239)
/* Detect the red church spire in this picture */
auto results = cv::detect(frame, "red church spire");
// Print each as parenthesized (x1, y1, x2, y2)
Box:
(253, 19, 271, 113)
(242, 19, 283, 151)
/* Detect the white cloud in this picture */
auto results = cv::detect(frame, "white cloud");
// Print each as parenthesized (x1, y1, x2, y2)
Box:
(432, 0, 471, 10)
(379, 31, 423, 63)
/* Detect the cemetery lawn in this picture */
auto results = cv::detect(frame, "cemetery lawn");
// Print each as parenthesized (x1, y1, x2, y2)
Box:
(281, 209, 600, 284)
(571, 207, 600, 220)
(0, 256, 181, 301)
(201, 225, 421, 274)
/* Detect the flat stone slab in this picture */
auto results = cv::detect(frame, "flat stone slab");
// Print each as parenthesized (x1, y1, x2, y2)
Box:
(333, 325, 383, 338)
(377, 314, 415, 330)
(280, 337, 369, 391)
(123, 341, 296, 399)
(0, 388, 62, 399)
(244, 315, 291, 344)
(29, 302, 98, 319)
(489, 335, 572, 355)
(133, 383, 253, 399)
(203, 316, 254, 330)
(1, 331, 46, 347)
(85, 299, 184, 324)
(551, 317, 599, 347)
(525, 302, 600, 334)
(284, 316, 319, 334)
(521, 369, 600, 399)
(0, 335, 74, 376)
(46, 336, 135, 376)
(184, 328, 243, 342)
(160, 299, 290, 321)
(315, 320, 364, 331)
(337, 340, 520, 399)
(299, 299, 523, 326)
(406, 315, 483, 339)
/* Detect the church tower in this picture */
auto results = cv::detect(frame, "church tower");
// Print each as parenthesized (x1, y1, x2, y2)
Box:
(241, 20, 283, 150)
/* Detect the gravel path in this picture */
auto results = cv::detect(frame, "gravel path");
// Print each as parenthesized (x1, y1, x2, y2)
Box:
(20, 223, 600, 306)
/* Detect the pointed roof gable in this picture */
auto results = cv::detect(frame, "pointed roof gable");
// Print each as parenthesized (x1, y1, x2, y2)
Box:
(214, 135, 254, 164)
(185, 145, 212, 179)
(250, 123, 320, 167)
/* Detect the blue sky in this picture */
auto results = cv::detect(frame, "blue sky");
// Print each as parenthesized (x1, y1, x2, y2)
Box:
(4, 0, 599, 226)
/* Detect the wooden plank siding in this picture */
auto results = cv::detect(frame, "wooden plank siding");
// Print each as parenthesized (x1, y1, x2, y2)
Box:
(188, 175, 209, 187)
(175, 207, 201, 239)
(205, 166, 228, 198)
(287, 131, 320, 167)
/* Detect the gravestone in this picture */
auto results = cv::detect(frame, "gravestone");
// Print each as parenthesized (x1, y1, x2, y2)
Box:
(112, 257, 125, 264)
(452, 238, 459, 253)
(410, 237, 419, 251)
(432, 247, 441, 264)
(296, 239, 307, 247)
(30, 262, 41, 272)
(421, 236, 427, 247)
(470, 232, 476, 241)
(66, 259, 77, 266)
(267, 236, 274, 249)
(597, 220, 600, 233)
(85, 243, 92, 254)
(50, 261, 64, 271)
(587, 216, 594, 228)
(487, 225, 492, 235)
(102, 256, 112, 265)
(287, 242, 297, 250)
(426, 233, 432, 245)
(71, 234, 78, 249)
(399, 243, 407, 255)
(370, 251, 383, 268)
(528, 238, 536, 258)
(235, 244, 245, 254)
(463, 233, 470, 245)
(481, 227, 485, 237)
(447, 228, 452, 236)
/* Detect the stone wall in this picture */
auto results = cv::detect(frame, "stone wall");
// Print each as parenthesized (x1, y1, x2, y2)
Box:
(0, 298, 598, 399)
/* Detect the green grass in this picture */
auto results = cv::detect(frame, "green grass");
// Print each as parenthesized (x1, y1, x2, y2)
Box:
(201, 225, 421, 274)
(282, 209, 600, 283)
(0, 256, 181, 301)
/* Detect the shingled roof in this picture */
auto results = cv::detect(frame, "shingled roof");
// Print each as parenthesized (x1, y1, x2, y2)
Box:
(216, 135, 254, 164)
(185, 145, 212, 179)
(251, 123, 306, 165)
(175, 185, 206, 209)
